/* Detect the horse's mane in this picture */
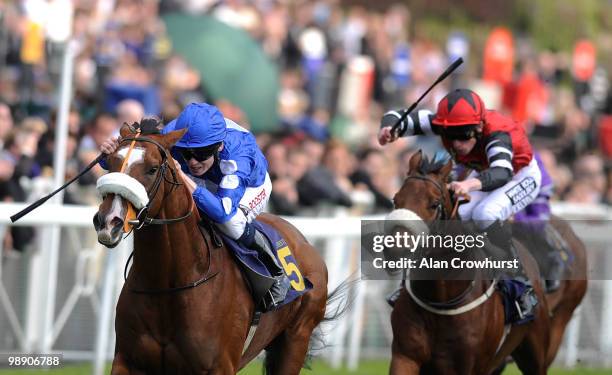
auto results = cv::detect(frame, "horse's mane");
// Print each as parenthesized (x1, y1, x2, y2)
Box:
(418, 150, 452, 175)
(128, 117, 163, 136)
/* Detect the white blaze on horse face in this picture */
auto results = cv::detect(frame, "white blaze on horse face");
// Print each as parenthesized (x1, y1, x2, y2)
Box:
(117, 147, 145, 173)
(104, 195, 125, 230)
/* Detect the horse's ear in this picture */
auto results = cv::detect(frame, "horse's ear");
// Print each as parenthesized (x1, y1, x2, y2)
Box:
(439, 159, 453, 178)
(119, 123, 132, 139)
(162, 128, 188, 148)
(407, 150, 423, 174)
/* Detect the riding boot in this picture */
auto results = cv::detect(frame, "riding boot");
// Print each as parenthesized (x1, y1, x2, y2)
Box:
(544, 257, 563, 293)
(543, 224, 567, 293)
(542, 244, 564, 293)
(239, 223, 291, 307)
(483, 220, 538, 322)
(484, 221, 526, 279)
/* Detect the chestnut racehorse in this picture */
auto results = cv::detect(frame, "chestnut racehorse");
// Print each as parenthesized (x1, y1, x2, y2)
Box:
(93, 122, 334, 374)
(387, 150, 586, 374)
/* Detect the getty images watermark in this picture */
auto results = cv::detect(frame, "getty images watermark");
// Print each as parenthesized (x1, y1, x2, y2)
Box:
(361, 220, 529, 281)
(360, 219, 601, 280)
(370, 229, 520, 272)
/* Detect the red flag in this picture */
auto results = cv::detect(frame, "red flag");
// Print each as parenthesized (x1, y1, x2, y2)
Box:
(572, 40, 596, 82)
(483, 27, 514, 85)
(512, 71, 549, 125)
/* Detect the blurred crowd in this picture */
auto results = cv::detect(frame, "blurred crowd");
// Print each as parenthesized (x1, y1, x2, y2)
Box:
(0, 0, 611, 253)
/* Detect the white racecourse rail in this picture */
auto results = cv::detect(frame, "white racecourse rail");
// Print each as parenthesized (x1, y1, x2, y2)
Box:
(0, 202, 611, 373)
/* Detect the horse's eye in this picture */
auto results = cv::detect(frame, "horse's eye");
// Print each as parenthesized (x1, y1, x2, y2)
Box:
(147, 167, 159, 175)
(429, 202, 440, 210)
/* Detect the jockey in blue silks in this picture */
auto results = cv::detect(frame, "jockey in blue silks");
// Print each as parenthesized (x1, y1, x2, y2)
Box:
(101, 103, 290, 306)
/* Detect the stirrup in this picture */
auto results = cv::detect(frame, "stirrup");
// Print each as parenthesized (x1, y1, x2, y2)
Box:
(268, 274, 291, 308)
(514, 284, 538, 325)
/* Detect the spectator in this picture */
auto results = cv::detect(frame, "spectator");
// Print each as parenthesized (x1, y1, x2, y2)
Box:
(116, 99, 145, 126)
(0, 101, 14, 148)
(350, 148, 393, 211)
(264, 142, 288, 180)
(0, 0, 608, 219)
(572, 154, 607, 202)
(297, 139, 353, 208)
(0, 124, 44, 252)
(77, 112, 119, 184)
(322, 139, 356, 195)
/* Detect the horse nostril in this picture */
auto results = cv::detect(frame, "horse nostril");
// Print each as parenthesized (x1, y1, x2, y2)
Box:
(93, 213, 102, 230)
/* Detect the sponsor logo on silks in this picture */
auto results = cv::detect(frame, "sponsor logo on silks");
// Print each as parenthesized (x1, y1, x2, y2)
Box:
(505, 177, 537, 210)
(249, 189, 267, 209)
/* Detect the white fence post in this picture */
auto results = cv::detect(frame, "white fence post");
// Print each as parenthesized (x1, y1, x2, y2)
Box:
(564, 306, 582, 367)
(347, 278, 366, 370)
(93, 244, 121, 375)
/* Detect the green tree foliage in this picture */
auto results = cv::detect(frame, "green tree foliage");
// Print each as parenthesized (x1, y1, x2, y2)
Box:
(521, 0, 602, 51)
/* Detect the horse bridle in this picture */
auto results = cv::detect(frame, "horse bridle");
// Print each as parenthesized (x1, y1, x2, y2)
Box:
(404, 174, 453, 220)
(115, 135, 219, 294)
(403, 173, 484, 309)
(119, 136, 193, 228)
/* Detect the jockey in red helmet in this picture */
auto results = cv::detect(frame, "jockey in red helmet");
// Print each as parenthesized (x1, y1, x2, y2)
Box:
(379, 89, 540, 323)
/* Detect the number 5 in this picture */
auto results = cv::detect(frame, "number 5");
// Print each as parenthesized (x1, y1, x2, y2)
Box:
(277, 247, 306, 291)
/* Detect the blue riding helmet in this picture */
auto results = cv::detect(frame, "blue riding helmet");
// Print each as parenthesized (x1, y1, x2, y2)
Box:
(171, 103, 227, 148)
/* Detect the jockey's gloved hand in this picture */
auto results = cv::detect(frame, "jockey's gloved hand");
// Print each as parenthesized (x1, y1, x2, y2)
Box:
(378, 127, 398, 146)
(100, 136, 120, 155)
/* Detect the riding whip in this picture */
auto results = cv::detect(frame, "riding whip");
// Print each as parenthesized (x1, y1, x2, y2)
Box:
(391, 57, 464, 137)
(10, 153, 107, 223)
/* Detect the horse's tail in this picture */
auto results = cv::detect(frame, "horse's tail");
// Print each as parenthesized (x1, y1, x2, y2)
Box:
(304, 278, 357, 368)
(262, 278, 356, 374)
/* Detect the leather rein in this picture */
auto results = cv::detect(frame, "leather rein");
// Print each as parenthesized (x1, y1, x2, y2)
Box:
(403, 174, 466, 221)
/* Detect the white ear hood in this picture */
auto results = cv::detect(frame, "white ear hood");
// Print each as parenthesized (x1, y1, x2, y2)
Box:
(384, 209, 429, 236)
(96, 172, 149, 210)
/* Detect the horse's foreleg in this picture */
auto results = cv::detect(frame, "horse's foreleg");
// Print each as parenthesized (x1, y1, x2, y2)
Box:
(512, 320, 550, 375)
(262, 324, 316, 375)
(110, 353, 132, 375)
(389, 352, 420, 375)
(546, 283, 586, 366)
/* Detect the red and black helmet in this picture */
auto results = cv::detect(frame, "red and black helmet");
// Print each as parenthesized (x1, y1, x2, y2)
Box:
(432, 89, 485, 139)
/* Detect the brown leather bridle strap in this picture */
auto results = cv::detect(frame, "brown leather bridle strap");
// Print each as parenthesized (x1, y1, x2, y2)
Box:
(118, 135, 193, 226)
(405, 174, 470, 220)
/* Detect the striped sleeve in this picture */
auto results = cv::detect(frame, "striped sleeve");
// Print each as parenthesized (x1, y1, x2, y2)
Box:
(485, 131, 514, 171)
(380, 109, 436, 137)
(477, 131, 514, 191)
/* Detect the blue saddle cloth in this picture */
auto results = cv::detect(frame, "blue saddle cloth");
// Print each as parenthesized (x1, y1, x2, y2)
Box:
(220, 221, 313, 308)
(497, 278, 533, 325)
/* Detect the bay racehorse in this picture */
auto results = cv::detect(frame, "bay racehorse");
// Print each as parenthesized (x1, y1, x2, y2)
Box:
(514, 216, 588, 367)
(93, 122, 338, 374)
(386, 150, 585, 374)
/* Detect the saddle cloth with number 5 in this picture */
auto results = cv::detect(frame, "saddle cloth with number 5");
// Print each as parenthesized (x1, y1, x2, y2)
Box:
(220, 220, 313, 309)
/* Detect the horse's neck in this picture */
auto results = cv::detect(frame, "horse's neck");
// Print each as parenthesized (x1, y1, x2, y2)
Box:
(131, 194, 208, 289)
(412, 279, 474, 303)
